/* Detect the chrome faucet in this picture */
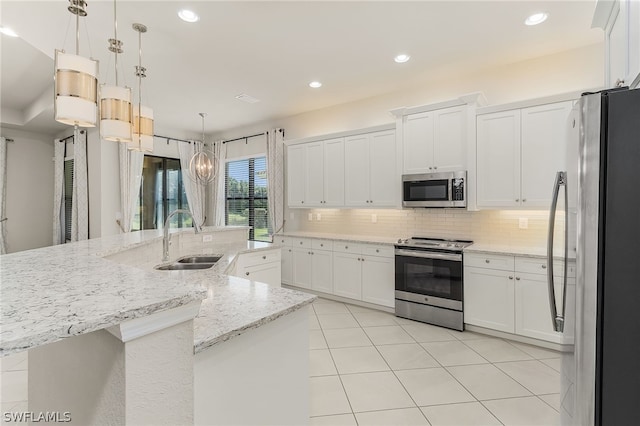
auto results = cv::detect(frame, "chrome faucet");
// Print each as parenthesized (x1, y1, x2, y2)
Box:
(162, 209, 202, 262)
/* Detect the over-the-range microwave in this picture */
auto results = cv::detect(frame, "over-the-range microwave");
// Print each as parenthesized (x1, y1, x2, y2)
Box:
(402, 171, 467, 208)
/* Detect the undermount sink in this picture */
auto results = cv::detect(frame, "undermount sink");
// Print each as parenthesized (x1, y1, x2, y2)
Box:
(155, 263, 215, 271)
(177, 255, 222, 264)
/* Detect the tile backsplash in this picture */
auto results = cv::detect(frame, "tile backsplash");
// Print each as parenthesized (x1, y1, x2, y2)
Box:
(286, 208, 563, 249)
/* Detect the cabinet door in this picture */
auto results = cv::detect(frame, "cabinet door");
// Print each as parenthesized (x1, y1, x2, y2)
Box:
(607, 2, 627, 88)
(311, 249, 333, 294)
(287, 145, 306, 207)
(323, 138, 345, 206)
(333, 252, 362, 300)
(476, 111, 521, 208)
(305, 142, 325, 206)
(344, 134, 371, 206)
(403, 112, 434, 174)
(464, 266, 515, 333)
(292, 248, 312, 289)
(515, 273, 565, 343)
(433, 106, 467, 172)
(243, 262, 281, 288)
(361, 255, 394, 308)
(520, 102, 573, 208)
(369, 130, 397, 207)
(281, 247, 294, 285)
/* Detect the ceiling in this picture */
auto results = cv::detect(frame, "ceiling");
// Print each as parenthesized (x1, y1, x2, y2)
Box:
(1, 1, 602, 136)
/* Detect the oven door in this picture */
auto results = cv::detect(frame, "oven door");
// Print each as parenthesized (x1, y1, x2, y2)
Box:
(395, 249, 463, 311)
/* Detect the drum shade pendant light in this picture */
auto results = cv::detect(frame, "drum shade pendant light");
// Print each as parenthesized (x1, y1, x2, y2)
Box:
(54, 0, 99, 127)
(188, 113, 217, 185)
(129, 23, 154, 152)
(99, 0, 132, 142)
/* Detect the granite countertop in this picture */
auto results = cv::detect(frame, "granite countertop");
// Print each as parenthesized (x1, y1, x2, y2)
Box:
(0, 228, 315, 357)
(276, 231, 400, 245)
(464, 243, 576, 260)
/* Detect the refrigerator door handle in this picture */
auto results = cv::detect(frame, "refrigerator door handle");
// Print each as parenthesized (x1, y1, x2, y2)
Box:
(547, 171, 568, 333)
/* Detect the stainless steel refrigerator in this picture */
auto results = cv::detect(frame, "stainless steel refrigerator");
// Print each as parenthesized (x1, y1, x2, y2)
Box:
(548, 88, 640, 425)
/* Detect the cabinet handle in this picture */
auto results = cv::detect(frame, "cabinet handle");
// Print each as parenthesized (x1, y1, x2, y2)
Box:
(515, 199, 520, 202)
(300, 241, 303, 245)
(361, 258, 364, 262)
(245, 272, 250, 276)
(522, 199, 527, 202)
(357, 258, 361, 261)
(509, 276, 513, 280)
(345, 246, 348, 249)
(485, 259, 490, 263)
(516, 277, 521, 281)
(376, 249, 379, 253)
(615, 78, 626, 87)
(434, 166, 438, 170)
(288, 249, 291, 252)
(301, 200, 304, 204)
(542, 265, 547, 269)
(320, 244, 324, 247)
(429, 167, 433, 170)
(262, 255, 266, 260)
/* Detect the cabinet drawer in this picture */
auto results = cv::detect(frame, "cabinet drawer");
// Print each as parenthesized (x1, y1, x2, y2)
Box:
(464, 253, 514, 271)
(292, 238, 312, 249)
(312, 239, 333, 251)
(515, 257, 576, 277)
(274, 236, 292, 246)
(333, 242, 365, 254)
(361, 244, 394, 258)
(236, 249, 281, 269)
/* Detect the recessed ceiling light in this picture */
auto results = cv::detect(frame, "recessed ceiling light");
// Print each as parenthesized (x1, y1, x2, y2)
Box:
(525, 12, 548, 26)
(394, 54, 411, 63)
(309, 81, 322, 88)
(178, 9, 199, 23)
(0, 26, 19, 37)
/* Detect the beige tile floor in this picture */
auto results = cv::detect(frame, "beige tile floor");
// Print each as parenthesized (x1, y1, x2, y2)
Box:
(309, 298, 562, 426)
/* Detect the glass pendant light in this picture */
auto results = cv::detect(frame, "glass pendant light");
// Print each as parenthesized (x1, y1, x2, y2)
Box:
(54, 0, 98, 127)
(129, 23, 154, 152)
(188, 113, 217, 185)
(99, 0, 132, 142)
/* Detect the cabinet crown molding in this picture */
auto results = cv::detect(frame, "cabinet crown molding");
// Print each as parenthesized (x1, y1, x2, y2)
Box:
(284, 123, 395, 146)
(389, 92, 487, 118)
(592, 0, 617, 29)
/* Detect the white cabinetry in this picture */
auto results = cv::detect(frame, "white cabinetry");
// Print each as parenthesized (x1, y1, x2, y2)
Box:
(287, 138, 345, 208)
(344, 130, 397, 207)
(595, 0, 640, 88)
(476, 101, 573, 209)
(402, 106, 467, 174)
(464, 252, 575, 344)
(234, 249, 282, 287)
(278, 235, 395, 308)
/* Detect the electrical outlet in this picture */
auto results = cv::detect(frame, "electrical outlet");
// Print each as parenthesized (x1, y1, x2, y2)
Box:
(316, 213, 322, 221)
(308, 213, 313, 221)
(371, 214, 377, 223)
(519, 217, 529, 229)
(202, 235, 213, 242)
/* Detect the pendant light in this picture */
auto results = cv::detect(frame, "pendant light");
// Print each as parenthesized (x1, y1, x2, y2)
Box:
(187, 113, 217, 185)
(129, 23, 154, 152)
(99, 0, 132, 142)
(54, 0, 98, 127)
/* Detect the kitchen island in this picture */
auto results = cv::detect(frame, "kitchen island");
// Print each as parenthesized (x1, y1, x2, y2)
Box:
(0, 227, 315, 425)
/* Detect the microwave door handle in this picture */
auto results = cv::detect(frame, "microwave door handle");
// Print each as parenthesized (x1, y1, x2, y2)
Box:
(547, 171, 566, 333)
(448, 178, 453, 202)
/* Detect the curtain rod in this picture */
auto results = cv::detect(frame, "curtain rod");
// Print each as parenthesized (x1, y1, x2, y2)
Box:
(57, 132, 84, 143)
(4, 138, 14, 142)
(154, 134, 193, 144)
(222, 128, 285, 144)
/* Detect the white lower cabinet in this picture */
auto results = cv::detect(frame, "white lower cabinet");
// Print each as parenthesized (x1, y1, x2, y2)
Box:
(464, 252, 575, 344)
(234, 249, 282, 287)
(278, 236, 395, 308)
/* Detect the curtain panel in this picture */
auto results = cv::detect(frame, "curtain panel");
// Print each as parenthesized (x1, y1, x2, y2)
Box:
(118, 144, 144, 232)
(266, 129, 285, 237)
(0, 137, 8, 254)
(178, 141, 206, 228)
(71, 130, 89, 241)
(211, 140, 226, 227)
(52, 138, 65, 245)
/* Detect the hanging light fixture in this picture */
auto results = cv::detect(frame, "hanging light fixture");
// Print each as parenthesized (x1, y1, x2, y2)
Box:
(99, 0, 132, 142)
(188, 113, 217, 185)
(54, 0, 98, 127)
(129, 23, 154, 152)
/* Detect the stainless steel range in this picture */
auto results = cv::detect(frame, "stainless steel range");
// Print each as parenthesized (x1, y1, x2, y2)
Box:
(395, 237, 473, 331)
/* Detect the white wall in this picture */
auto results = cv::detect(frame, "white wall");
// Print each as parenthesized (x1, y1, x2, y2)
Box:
(1, 127, 54, 253)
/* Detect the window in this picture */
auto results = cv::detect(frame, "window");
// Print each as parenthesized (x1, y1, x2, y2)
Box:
(132, 155, 190, 231)
(64, 159, 74, 242)
(225, 157, 269, 241)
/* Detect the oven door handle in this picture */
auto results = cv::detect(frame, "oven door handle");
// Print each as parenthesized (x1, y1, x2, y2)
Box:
(395, 249, 462, 262)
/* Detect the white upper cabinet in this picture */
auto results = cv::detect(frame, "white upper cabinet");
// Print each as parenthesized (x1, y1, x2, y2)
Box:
(595, 0, 640, 88)
(287, 138, 345, 207)
(345, 130, 397, 207)
(476, 100, 573, 209)
(402, 105, 467, 174)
